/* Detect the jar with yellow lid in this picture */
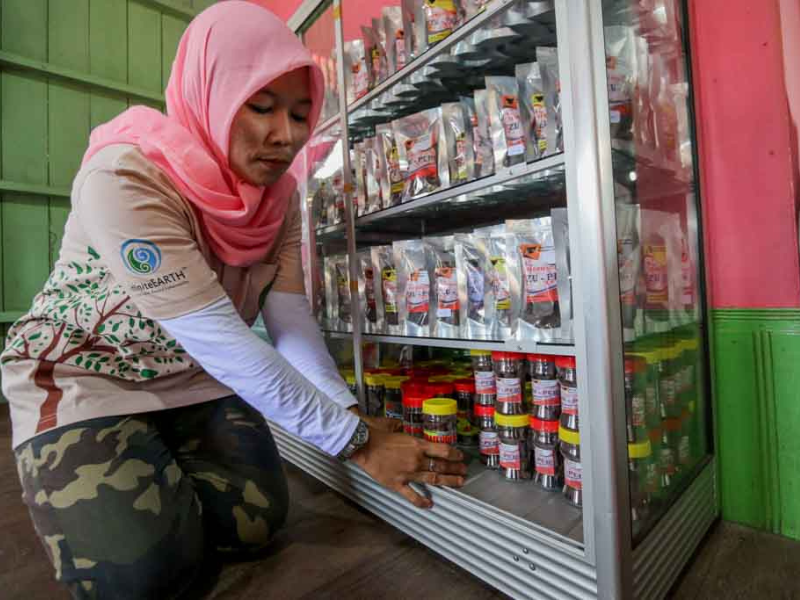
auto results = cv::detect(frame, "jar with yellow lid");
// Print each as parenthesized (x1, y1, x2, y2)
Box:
(341, 370, 357, 396)
(628, 438, 656, 523)
(559, 425, 582, 507)
(496, 413, 531, 481)
(364, 373, 385, 417)
(423, 398, 458, 446)
(382, 376, 408, 420)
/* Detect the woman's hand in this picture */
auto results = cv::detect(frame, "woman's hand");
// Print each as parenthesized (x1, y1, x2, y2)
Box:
(348, 406, 402, 433)
(349, 427, 468, 509)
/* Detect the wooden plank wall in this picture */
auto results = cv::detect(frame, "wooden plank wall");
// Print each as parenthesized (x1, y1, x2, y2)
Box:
(0, 0, 216, 398)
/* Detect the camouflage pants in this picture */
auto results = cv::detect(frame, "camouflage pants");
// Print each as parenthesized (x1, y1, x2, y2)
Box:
(14, 395, 289, 599)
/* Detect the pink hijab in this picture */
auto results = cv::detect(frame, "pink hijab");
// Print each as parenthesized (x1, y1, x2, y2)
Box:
(82, 1, 324, 267)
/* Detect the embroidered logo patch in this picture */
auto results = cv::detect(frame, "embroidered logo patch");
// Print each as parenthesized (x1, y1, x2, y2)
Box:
(121, 239, 162, 275)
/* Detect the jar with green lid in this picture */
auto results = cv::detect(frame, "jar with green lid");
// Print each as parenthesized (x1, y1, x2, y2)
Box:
(383, 376, 408, 420)
(364, 373, 385, 417)
(475, 405, 499, 468)
(628, 439, 657, 523)
(496, 413, 531, 481)
(559, 425, 582, 507)
(470, 349, 496, 406)
(423, 398, 458, 446)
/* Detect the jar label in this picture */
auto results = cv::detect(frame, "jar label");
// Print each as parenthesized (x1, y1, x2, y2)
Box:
(533, 379, 560, 407)
(497, 377, 522, 403)
(479, 431, 499, 455)
(385, 401, 403, 420)
(475, 370, 496, 395)
(564, 458, 582, 489)
(425, 431, 457, 445)
(561, 385, 579, 415)
(407, 270, 430, 314)
(499, 442, 521, 470)
(535, 447, 556, 475)
(631, 394, 646, 427)
(404, 424, 423, 437)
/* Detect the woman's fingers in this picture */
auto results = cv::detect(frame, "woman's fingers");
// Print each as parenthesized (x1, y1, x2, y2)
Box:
(418, 456, 468, 476)
(397, 483, 433, 509)
(422, 440, 467, 463)
(409, 471, 466, 488)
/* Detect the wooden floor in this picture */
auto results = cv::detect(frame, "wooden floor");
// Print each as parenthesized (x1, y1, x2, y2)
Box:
(2, 403, 800, 599)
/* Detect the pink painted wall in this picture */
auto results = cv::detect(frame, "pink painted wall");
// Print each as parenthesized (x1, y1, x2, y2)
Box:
(780, 0, 800, 224)
(690, 0, 800, 308)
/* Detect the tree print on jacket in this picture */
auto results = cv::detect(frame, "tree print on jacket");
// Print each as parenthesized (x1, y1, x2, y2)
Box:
(1, 247, 193, 432)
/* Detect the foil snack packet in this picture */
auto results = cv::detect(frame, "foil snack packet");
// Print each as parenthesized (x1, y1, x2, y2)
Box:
(376, 123, 404, 208)
(551, 208, 573, 341)
(358, 249, 380, 333)
(455, 232, 492, 339)
(537, 47, 563, 153)
(442, 102, 475, 184)
(486, 76, 527, 169)
(373, 245, 400, 333)
(384, 6, 407, 73)
(427, 235, 460, 337)
(395, 239, 432, 336)
(473, 89, 495, 178)
(393, 108, 449, 201)
(516, 61, 552, 161)
(344, 40, 370, 104)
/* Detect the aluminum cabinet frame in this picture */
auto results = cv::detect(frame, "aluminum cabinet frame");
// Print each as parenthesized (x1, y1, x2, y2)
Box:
(275, 1, 719, 598)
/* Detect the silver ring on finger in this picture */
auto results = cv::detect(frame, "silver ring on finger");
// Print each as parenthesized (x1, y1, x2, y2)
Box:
(428, 458, 436, 472)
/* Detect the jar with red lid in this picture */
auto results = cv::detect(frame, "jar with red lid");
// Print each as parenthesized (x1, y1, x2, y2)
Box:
(427, 381, 455, 400)
(454, 378, 478, 446)
(559, 425, 582, 508)
(492, 351, 525, 416)
(531, 417, 562, 492)
(474, 404, 499, 468)
(470, 349, 496, 406)
(527, 354, 561, 420)
(556, 356, 579, 430)
(401, 381, 426, 438)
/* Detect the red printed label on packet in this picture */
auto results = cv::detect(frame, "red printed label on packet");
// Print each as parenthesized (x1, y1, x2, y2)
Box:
(564, 459, 582, 489)
(561, 385, 579, 415)
(533, 379, 560, 407)
(535, 447, 556, 475)
(406, 133, 437, 181)
(521, 244, 558, 304)
(499, 442, 521, 470)
(435, 267, 459, 316)
(406, 270, 430, 314)
(501, 95, 526, 156)
(479, 431, 499, 455)
(425, 431, 457, 445)
(496, 377, 522, 403)
(474, 371, 496, 395)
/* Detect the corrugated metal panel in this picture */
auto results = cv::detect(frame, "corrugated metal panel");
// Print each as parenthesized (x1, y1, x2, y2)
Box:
(632, 461, 718, 600)
(272, 424, 599, 600)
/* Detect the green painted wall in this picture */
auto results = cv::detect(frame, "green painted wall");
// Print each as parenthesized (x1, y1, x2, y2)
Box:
(712, 308, 800, 540)
(0, 0, 215, 398)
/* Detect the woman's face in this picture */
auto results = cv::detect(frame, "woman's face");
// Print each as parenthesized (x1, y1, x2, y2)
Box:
(229, 68, 312, 187)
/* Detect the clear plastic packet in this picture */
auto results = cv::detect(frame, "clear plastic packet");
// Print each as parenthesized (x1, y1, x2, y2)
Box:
(352, 142, 367, 217)
(324, 255, 351, 332)
(364, 136, 383, 214)
(508, 218, 560, 341)
(375, 123, 404, 208)
(373, 245, 401, 333)
(551, 208, 573, 341)
(515, 61, 551, 161)
(441, 102, 474, 184)
(473, 89, 495, 178)
(344, 40, 370, 104)
(395, 239, 431, 336)
(393, 108, 449, 201)
(486, 76, 527, 169)
(358, 250, 380, 333)
(604, 25, 636, 141)
(362, 22, 388, 87)
(482, 225, 515, 338)
(402, 0, 423, 59)
(459, 96, 483, 178)
(615, 201, 642, 341)
(455, 232, 492, 339)
(537, 47, 563, 153)
(427, 235, 460, 338)
(424, 0, 462, 46)
(383, 6, 407, 74)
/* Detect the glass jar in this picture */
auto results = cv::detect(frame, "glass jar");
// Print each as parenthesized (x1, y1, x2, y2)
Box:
(454, 379, 478, 446)
(475, 405, 499, 468)
(556, 356, 579, 430)
(401, 380, 426, 438)
(471, 349, 496, 406)
(528, 354, 561, 420)
(659, 417, 681, 488)
(364, 373, 385, 417)
(423, 398, 458, 446)
(658, 343, 680, 419)
(531, 417, 562, 492)
(559, 425, 582, 508)
(628, 439, 655, 523)
(630, 347, 662, 430)
(492, 352, 525, 416)
(495, 413, 531, 481)
(383, 376, 408, 420)
(624, 356, 648, 443)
